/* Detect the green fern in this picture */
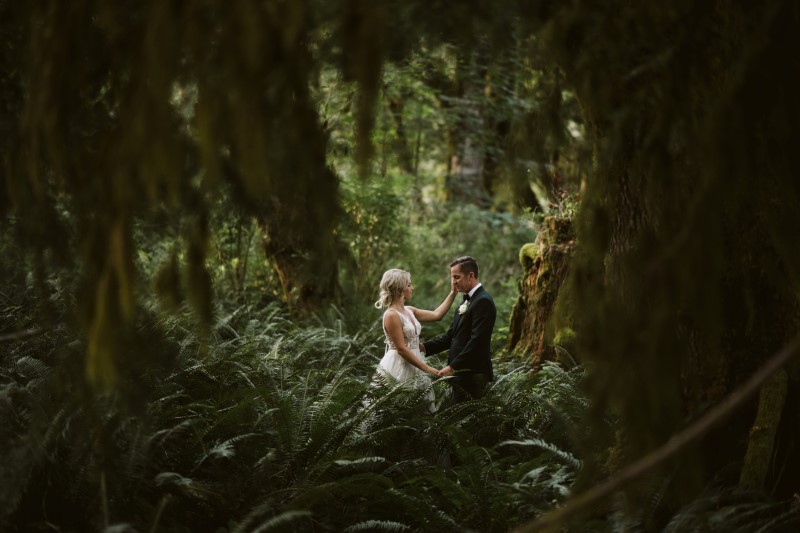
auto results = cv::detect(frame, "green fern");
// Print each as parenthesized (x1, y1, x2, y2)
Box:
(663, 488, 800, 533)
(342, 520, 413, 532)
(498, 438, 582, 470)
(244, 509, 313, 533)
(2, 300, 593, 532)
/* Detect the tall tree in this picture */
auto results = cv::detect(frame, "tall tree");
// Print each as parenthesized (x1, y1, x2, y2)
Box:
(1, 1, 347, 383)
(5, 2, 800, 523)
(538, 0, 800, 509)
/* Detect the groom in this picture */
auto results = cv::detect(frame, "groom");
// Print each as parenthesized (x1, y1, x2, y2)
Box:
(421, 256, 496, 402)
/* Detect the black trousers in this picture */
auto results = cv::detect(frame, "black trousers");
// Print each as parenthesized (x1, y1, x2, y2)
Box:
(450, 373, 489, 403)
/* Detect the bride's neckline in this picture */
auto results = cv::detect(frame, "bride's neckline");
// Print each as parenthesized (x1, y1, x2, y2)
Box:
(388, 305, 414, 322)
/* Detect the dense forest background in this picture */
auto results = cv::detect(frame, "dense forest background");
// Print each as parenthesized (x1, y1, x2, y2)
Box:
(2, 1, 800, 532)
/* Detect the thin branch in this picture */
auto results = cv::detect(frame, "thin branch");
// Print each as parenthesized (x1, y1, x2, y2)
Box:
(515, 335, 800, 533)
(0, 328, 43, 343)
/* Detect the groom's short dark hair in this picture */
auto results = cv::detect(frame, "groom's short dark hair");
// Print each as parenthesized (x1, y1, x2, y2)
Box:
(451, 256, 479, 278)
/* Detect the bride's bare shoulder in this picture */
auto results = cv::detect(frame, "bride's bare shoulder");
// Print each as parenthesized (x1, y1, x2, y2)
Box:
(383, 309, 400, 323)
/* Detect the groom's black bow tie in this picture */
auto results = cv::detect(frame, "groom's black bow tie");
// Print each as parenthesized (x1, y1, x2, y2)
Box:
(462, 293, 471, 302)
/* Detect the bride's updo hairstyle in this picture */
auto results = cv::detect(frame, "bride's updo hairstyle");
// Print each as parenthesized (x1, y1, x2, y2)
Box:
(375, 269, 411, 309)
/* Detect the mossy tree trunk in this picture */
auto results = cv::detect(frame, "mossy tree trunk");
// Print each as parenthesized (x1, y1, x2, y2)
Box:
(739, 369, 789, 491)
(540, 0, 800, 504)
(508, 214, 576, 367)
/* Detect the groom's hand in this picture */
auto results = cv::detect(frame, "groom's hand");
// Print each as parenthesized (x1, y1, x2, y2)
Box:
(419, 342, 425, 354)
(437, 366, 453, 376)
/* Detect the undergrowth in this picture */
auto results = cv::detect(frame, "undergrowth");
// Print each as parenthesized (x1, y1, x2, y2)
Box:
(3, 293, 798, 531)
(1, 298, 584, 532)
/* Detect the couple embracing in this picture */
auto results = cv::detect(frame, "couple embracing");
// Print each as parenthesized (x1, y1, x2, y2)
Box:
(375, 256, 496, 406)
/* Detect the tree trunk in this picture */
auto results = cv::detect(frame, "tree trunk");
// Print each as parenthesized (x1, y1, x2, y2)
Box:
(441, 50, 492, 207)
(257, 196, 339, 316)
(541, 0, 800, 508)
(739, 369, 789, 491)
(508, 214, 575, 367)
(385, 94, 415, 176)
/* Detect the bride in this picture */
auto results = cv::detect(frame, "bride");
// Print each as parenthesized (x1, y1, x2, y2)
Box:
(374, 269, 456, 407)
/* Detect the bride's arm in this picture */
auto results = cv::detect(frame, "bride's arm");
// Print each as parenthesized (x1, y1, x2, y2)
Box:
(384, 313, 438, 375)
(411, 279, 457, 322)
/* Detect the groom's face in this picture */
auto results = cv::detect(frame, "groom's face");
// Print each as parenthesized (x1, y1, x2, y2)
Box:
(451, 265, 474, 293)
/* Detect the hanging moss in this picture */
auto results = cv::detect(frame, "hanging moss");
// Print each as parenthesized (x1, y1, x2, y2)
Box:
(4, 2, 800, 519)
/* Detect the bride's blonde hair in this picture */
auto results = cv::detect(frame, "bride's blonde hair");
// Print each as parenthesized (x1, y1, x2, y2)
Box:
(375, 269, 411, 309)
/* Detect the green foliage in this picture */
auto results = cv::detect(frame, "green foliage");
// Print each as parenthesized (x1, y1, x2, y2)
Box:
(1, 1, 571, 386)
(662, 488, 800, 533)
(5, 0, 799, 529)
(339, 181, 408, 309)
(0, 294, 587, 532)
(404, 204, 535, 342)
(206, 196, 275, 304)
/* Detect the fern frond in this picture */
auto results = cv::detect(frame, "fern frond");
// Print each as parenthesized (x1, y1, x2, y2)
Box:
(663, 488, 800, 533)
(250, 510, 313, 533)
(290, 472, 395, 508)
(333, 456, 388, 468)
(342, 520, 412, 532)
(498, 439, 583, 470)
(154, 471, 193, 488)
(754, 508, 800, 532)
(197, 432, 259, 465)
(103, 523, 137, 533)
(13, 356, 50, 382)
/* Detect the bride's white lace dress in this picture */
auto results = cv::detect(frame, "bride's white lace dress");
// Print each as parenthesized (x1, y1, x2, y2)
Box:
(376, 307, 437, 410)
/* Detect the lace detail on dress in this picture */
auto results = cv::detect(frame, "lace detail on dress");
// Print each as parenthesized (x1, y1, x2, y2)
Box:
(375, 306, 437, 413)
(383, 308, 421, 351)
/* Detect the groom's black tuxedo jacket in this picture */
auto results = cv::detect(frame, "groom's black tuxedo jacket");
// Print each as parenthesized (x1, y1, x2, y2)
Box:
(425, 285, 496, 380)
